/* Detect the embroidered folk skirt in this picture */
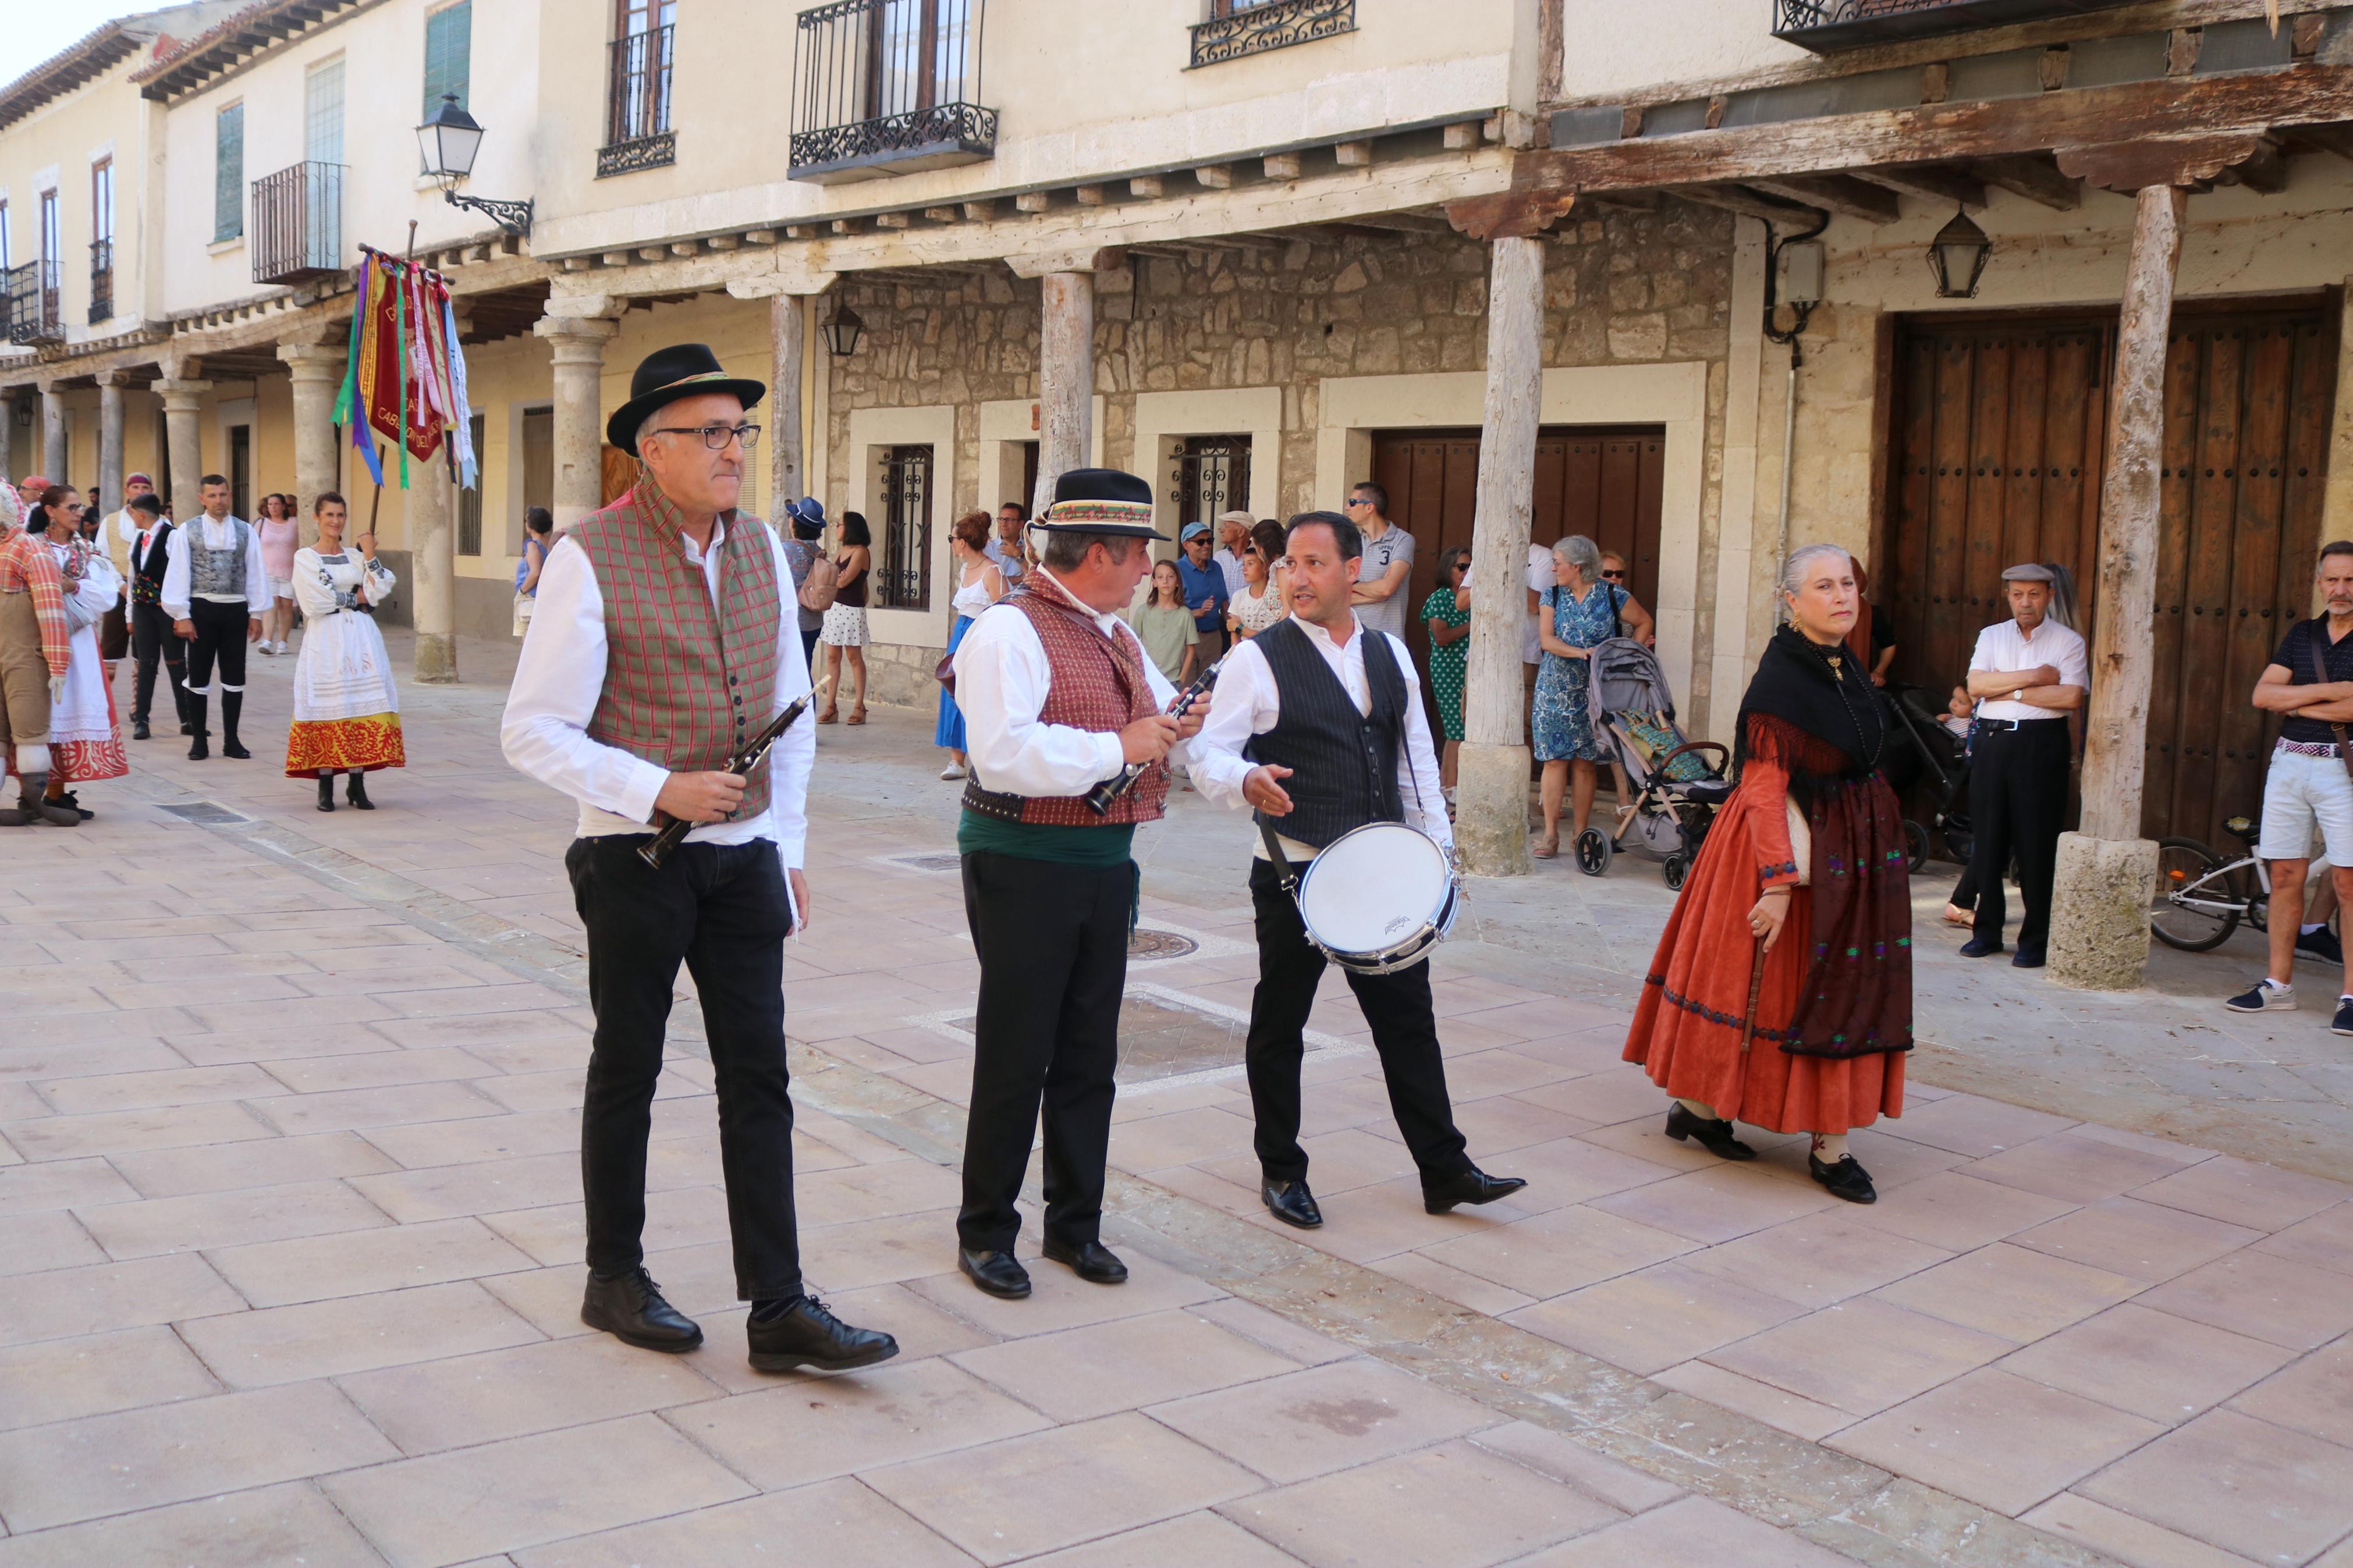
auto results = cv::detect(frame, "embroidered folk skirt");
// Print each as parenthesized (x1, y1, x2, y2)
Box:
(1623, 773, 1905, 1136)
(50, 620, 127, 783)
(285, 609, 405, 776)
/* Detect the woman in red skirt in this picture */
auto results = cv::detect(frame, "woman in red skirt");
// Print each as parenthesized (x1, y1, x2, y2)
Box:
(1624, 543, 1910, 1203)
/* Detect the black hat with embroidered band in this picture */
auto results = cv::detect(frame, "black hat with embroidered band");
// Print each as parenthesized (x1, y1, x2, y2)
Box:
(1030, 467, 1167, 541)
(605, 343, 768, 453)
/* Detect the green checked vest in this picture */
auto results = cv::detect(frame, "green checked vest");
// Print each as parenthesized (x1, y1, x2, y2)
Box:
(570, 478, 783, 823)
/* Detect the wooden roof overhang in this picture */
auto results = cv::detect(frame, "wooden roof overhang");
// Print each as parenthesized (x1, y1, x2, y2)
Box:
(132, 0, 360, 102)
(0, 24, 146, 130)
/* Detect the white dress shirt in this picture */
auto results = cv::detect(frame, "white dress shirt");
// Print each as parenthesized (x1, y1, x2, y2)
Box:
(160, 514, 268, 620)
(952, 565, 1185, 799)
(1191, 614, 1453, 861)
(1969, 616, 2089, 723)
(1524, 544, 1553, 664)
(499, 517, 814, 871)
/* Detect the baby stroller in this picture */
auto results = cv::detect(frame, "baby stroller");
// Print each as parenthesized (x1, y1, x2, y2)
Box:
(1881, 680, 1968, 869)
(1574, 637, 1734, 890)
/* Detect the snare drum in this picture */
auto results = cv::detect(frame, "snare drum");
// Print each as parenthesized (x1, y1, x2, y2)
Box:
(1293, 821, 1461, 974)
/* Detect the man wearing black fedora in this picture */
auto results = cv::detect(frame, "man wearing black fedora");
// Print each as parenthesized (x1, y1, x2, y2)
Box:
(502, 342, 896, 1373)
(948, 467, 1201, 1299)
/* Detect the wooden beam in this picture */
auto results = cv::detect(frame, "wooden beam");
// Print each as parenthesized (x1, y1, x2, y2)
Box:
(922, 207, 963, 223)
(2056, 131, 2272, 192)
(1969, 153, 2081, 209)
(961, 200, 997, 221)
(2288, 123, 2353, 162)
(1582, 190, 1661, 213)
(1074, 184, 1108, 205)
(1264, 152, 1302, 180)
(1128, 175, 1164, 198)
(1443, 122, 1481, 150)
(1194, 164, 1234, 190)
(705, 234, 740, 251)
(2215, 136, 2287, 191)
(1344, 211, 1453, 233)
(1014, 192, 1052, 213)
(1750, 173, 1902, 222)
(1848, 162, 1988, 211)
(1671, 184, 1830, 227)
(872, 212, 911, 229)
(1333, 141, 1372, 168)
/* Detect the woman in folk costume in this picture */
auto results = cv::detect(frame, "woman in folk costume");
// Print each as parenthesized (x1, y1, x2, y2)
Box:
(1623, 543, 1910, 1205)
(286, 491, 404, 811)
(0, 489, 80, 826)
(34, 486, 128, 818)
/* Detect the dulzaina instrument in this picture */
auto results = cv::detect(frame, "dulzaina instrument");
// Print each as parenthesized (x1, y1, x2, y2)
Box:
(1263, 819, 1462, 975)
(638, 675, 833, 870)
(1083, 653, 1225, 815)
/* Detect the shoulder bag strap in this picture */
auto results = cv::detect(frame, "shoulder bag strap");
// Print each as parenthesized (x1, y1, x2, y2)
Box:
(2304, 627, 2353, 781)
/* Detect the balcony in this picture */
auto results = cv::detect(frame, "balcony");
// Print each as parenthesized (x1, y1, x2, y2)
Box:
(88, 240, 112, 325)
(5, 261, 62, 346)
(251, 162, 344, 286)
(1772, 0, 2138, 51)
(1190, 0, 1356, 68)
(599, 26, 676, 179)
(789, 0, 995, 185)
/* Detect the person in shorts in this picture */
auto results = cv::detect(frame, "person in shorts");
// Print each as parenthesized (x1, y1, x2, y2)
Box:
(2231, 539, 2353, 1032)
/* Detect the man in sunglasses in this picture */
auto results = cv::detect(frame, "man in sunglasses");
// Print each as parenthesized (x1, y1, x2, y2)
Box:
(502, 343, 897, 1377)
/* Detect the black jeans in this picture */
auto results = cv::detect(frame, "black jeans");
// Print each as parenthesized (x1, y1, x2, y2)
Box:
(957, 850, 1131, 1253)
(1245, 858, 1470, 1185)
(1969, 720, 2072, 951)
(565, 835, 802, 1299)
(130, 600, 187, 726)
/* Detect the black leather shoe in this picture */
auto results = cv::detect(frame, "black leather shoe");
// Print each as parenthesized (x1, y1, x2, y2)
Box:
(580, 1268, 702, 1352)
(1663, 1101, 1758, 1160)
(1262, 1178, 1323, 1229)
(1958, 936, 2004, 958)
(1810, 1154, 1878, 1204)
(958, 1248, 1031, 1299)
(1041, 1237, 1127, 1285)
(132, 719, 150, 741)
(2011, 945, 2046, 969)
(746, 1294, 900, 1373)
(1422, 1165, 1528, 1214)
(222, 739, 251, 760)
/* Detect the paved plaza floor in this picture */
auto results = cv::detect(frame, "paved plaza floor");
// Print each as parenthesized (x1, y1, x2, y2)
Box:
(2, 630, 2350, 1568)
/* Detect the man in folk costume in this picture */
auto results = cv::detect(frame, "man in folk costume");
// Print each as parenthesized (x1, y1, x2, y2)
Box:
(161, 475, 267, 761)
(123, 493, 191, 741)
(0, 502, 81, 827)
(501, 344, 896, 1374)
(950, 468, 1201, 1299)
(1191, 511, 1524, 1230)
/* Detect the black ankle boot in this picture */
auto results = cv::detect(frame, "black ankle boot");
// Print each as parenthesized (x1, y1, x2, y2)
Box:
(220, 692, 250, 759)
(185, 697, 209, 759)
(346, 773, 373, 810)
(318, 772, 336, 812)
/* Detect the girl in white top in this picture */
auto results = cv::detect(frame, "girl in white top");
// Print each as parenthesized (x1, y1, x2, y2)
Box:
(936, 511, 1007, 780)
(1227, 520, 1289, 639)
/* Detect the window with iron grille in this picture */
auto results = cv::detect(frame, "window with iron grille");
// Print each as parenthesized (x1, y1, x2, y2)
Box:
(89, 158, 112, 325)
(601, 0, 676, 176)
(214, 104, 243, 241)
(424, 1, 472, 118)
(789, 0, 993, 184)
(37, 190, 59, 335)
(0, 200, 9, 271)
(457, 413, 487, 555)
(877, 444, 932, 611)
(1168, 435, 1251, 531)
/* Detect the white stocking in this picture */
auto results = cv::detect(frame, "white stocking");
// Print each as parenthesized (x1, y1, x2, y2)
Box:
(1677, 1097, 1720, 1121)
(1811, 1132, 1850, 1162)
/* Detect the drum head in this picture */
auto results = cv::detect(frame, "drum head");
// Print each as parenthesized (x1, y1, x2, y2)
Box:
(1297, 823, 1450, 956)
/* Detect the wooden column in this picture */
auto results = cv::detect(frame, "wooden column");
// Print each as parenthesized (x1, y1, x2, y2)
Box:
(2323, 279, 2353, 543)
(769, 291, 805, 510)
(278, 341, 346, 547)
(1035, 271, 1095, 518)
(533, 314, 619, 534)
(95, 372, 125, 517)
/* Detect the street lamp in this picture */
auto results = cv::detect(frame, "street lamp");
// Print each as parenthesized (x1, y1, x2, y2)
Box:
(416, 94, 533, 239)
(822, 298, 866, 358)
(1928, 207, 1992, 299)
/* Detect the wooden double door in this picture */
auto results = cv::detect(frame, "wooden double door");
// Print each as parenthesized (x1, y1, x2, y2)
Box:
(1882, 301, 2338, 848)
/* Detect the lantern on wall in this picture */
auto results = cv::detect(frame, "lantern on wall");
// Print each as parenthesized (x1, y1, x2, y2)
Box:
(416, 93, 533, 238)
(1927, 207, 1992, 299)
(822, 299, 866, 358)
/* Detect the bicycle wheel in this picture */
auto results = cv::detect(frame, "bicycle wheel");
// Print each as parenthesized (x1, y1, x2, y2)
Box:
(1903, 820, 1929, 874)
(2150, 838, 2242, 952)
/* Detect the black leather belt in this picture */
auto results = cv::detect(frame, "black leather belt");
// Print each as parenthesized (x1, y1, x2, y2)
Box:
(1975, 717, 2066, 733)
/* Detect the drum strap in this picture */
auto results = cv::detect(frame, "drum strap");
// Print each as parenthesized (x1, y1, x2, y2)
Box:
(1260, 818, 1303, 895)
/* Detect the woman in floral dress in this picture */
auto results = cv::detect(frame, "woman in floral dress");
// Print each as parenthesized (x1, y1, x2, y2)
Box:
(1531, 534, 1653, 858)
(1420, 546, 1471, 793)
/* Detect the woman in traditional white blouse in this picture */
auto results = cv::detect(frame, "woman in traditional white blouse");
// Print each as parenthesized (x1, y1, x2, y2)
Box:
(286, 491, 404, 811)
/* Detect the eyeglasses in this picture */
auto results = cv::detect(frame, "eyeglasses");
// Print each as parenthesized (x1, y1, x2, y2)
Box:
(1600, 568, 1626, 581)
(648, 422, 762, 451)
(1343, 497, 1372, 509)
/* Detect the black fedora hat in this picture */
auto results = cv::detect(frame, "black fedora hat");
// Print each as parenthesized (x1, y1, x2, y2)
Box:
(605, 343, 767, 452)
(1031, 467, 1166, 540)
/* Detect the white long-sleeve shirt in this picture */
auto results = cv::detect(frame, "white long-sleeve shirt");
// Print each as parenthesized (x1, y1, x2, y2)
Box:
(952, 564, 1186, 798)
(499, 517, 814, 870)
(160, 514, 269, 620)
(1190, 614, 1452, 861)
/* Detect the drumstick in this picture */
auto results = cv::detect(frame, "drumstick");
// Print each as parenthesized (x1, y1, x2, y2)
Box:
(1738, 935, 1766, 1055)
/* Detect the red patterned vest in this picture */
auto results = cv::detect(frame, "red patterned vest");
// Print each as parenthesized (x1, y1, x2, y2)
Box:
(569, 479, 782, 821)
(961, 571, 1171, 826)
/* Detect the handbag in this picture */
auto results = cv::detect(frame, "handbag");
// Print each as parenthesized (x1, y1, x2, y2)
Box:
(2304, 632, 2353, 783)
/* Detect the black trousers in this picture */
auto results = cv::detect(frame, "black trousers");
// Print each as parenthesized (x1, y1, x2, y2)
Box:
(565, 836, 803, 1299)
(1245, 858, 1470, 1186)
(184, 598, 250, 702)
(957, 850, 1131, 1253)
(1968, 720, 2072, 951)
(130, 601, 188, 726)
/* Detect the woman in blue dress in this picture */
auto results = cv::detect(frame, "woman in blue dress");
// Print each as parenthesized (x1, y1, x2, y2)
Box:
(1532, 534, 1655, 858)
(936, 511, 1006, 780)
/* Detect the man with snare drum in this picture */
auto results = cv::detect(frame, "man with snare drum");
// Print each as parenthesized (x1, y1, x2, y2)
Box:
(1193, 510, 1525, 1231)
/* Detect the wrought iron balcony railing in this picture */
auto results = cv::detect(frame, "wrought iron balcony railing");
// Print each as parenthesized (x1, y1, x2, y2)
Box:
(790, 0, 995, 184)
(5, 260, 62, 346)
(1772, 0, 2137, 51)
(1190, 0, 1356, 68)
(600, 26, 677, 178)
(251, 162, 343, 286)
(88, 240, 112, 325)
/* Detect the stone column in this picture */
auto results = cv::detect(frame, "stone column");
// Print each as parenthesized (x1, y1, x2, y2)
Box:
(1455, 235, 1548, 878)
(1010, 248, 1119, 517)
(771, 291, 805, 508)
(155, 372, 211, 517)
(533, 314, 619, 533)
(95, 372, 125, 514)
(38, 381, 66, 484)
(1, 387, 17, 482)
(278, 342, 347, 546)
(409, 453, 458, 684)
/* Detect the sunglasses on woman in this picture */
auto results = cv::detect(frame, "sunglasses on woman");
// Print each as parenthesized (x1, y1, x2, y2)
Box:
(1600, 568, 1626, 581)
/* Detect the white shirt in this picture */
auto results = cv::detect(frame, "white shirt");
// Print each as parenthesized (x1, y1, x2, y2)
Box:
(1524, 544, 1554, 664)
(1191, 614, 1453, 861)
(952, 564, 1186, 799)
(499, 517, 814, 870)
(160, 514, 269, 620)
(1969, 615, 2089, 723)
(1214, 546, 1248, 598)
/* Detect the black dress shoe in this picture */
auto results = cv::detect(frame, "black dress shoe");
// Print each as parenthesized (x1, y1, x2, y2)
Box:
(959, 1247, 1032, 1299)
(1262, 1178, 1323, 1229)
(1810, 1154, 1878, 1204)
(1422, 1165, 1528, 1214)
(1663, 1101, 1758, 1161)
(746, 1294, 900, 1373)
(1958, 936, 2004, 958)
(1041, 1237, 1128, 1284)
(222, 739, 251, 760)
(580, 1268, 702, 1352)
(132, 719, 150, 741)
(2011, 946, 2046, 969)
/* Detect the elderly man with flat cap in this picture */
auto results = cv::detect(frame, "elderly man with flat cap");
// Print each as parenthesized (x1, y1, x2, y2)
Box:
(949, 467, 1203, 1300)
(502, 343, 896, 1374)
(1961, 561, 2087, 969)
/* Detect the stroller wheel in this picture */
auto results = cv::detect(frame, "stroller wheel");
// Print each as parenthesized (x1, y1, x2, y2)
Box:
(1662, 851, 1690, 891)
(1943, 828, 1973, 866)
(1574, 827, 1614, 877)
(1903, 820, 1929, 874)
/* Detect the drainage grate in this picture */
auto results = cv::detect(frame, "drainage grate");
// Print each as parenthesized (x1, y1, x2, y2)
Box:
(158, 801, 247, 825)
(1127, 929, 1199, 961)
(942, 994, 1241, 1083)
(885, 852, 964, 874)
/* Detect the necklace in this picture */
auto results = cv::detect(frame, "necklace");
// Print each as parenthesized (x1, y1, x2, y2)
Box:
(1798, 632, 1883, 771)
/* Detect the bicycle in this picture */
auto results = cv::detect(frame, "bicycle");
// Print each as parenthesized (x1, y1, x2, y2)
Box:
(2150, 816, 2273, 952)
